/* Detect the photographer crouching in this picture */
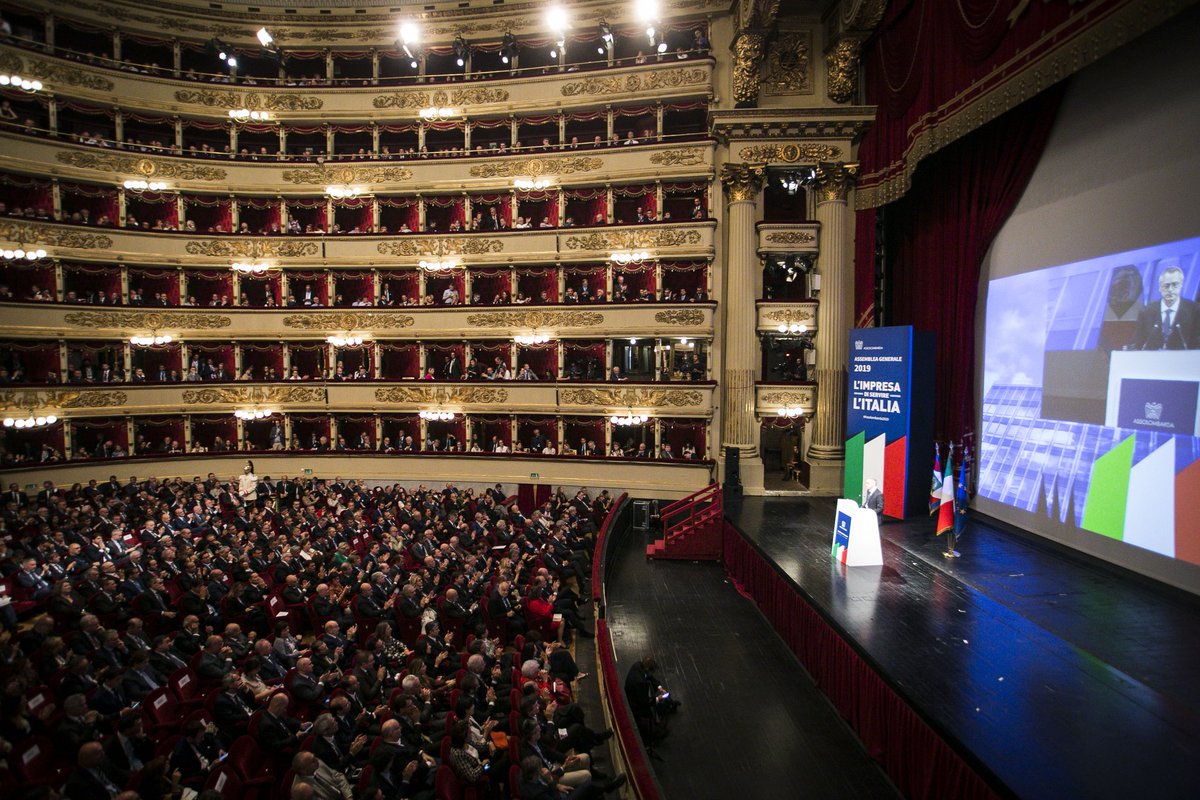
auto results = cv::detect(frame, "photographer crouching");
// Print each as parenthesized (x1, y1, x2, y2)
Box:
(624, 656, 680, 744)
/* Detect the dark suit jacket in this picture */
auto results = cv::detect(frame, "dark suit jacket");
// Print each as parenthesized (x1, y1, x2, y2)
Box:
(63, 765, 122, 800)
(213, 689, 254, 732)
(288, 671, 325, 702)
(257, 711, 301, 753)
(1131, 299, 1200, 350)
(864, 489, 884, 514)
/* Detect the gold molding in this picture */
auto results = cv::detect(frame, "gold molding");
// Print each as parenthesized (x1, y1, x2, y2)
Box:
(0, 221, 112, 250)
(732, 32, 767, 107)
(469, 157, 603, 178)
(184, 240, 320, 258)
(63, 310, 232, 329)
(282, 312, 415, 330)
(173, 89, 323, 111)
(560, 388, 705, 408)
(55, 152, 227, 181)
(561, 68, 709, 97)
(648, 148, 707, 167)
(720, 163, 765, 203)
(0, 389, 127, 411)
(374, 386, 509, 405)
(564, 230, 703, 251)
(738, 143, 841, 163)
(181, 386, 326, 405)
(281, 165, 413, 185)
(813, 162, 858, 203)
(763, 30, 813, 96)
(763, 231, 816, 245)
(763, 308, 816, 325)
(654, 309, 706, 326)
(7, 54, 115, 92)
(760, 389, 815, 405)
(376, 238, 504, 257)
(465, 311, 605, 328)
(372, 87, 510, 109)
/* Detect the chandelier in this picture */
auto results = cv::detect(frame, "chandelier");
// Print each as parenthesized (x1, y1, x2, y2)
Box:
(514, 178, 554, 191)
(129, 334, 174, 346)
(231, 261, 273, 274)
(776, 323, 808, 334)
(419, 410, 456, 421)
(3, 414, 57, 429)
(610, 412, 649, 426)
(610, 251, 649, 265)
(124, 179, 168, 191)
(0, 74, 42, 92)
(326, 334, 367, 347)
(418, 107, 458, 121)
(229, 109, 271, 121)
(776, 406, 805, 419)
(513, 334, 551, 345)
(326, 185, 364, 199)
(419, 258, 458, 272)
(234, 409, 274, 420)
(1, 246, 47, 262)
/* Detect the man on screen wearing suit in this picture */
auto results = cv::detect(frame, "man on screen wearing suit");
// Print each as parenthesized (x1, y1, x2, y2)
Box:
(863, 478, 884, 517)
(1131, 267, 1199, 350)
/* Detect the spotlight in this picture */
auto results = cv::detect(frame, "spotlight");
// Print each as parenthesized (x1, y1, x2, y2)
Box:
(656, 41, 668, 54)
(256, 28, 274, 47)
(399, 21, 420, 49)
(453, 35, 469, 68)
(501, 32, 517, 65)
(599, 19, 614, 51)
(227, 56, 238, 68)
(549, 49, 558, 59)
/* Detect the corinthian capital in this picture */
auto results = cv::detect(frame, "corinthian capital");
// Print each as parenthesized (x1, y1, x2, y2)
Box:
(720, 163, 766, 203)
(813, 162, 859, 203)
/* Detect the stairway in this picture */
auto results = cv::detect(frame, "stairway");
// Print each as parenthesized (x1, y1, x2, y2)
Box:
(646, 483, 723, 560)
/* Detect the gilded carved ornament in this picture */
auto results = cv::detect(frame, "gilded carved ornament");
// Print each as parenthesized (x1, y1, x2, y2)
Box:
(373, 87, 511, 109)
(64, 310, 232, 330)
(560, 388, 704, 408)
(564, 230, 703, 251)
(738, 143, 841, 163)
(720, 163, 766, 202)
(763, 231, 816, 245)
(561, 68, 709, 97)
(1, 53, 115, 92)
(0, 389, 127, 411)
(466, 311, 604, 328)
(281, 165, 413, 185)
(762, 30, 812, 95)
(173, 90, 323, 111)
(376, 238, 504, 257)
(648, 149, 707, 167)
(0, 221, 112, 250)
(732, 32, 767, 107)
(763, 308, 816, 325)
(813, 162, 859, 203)
(826, 37, 864, 105)
(374, 386, 509, 405)
(469, 157, 603, 178)
(182, 386, 326, 405)
(282, 312, 415, 330)
(185, 240, 320, 259)
(654, 309, 706, 326)
(55, 152, 227, 182)
(759, 389, 815, 407)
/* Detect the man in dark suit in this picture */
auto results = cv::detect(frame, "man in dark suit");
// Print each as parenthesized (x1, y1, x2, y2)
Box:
(863, 478, 884, 516)
(196, 635, 233, 682)
(1131, 267, 1199, 350)
(257, 692, 304, 754)
(64, 741, 125, 800)
(88, 667, 131, 719)
(103, 711, 154, 785)
(122, 650, 166, 701)
(170, 719, 222, 789)
(212, 673, 255, 743)
(14, 557, 52, 599)
(442, 353, 462, 380)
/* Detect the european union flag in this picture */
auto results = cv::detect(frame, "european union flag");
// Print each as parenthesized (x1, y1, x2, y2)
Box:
(954, 459, 969, 535)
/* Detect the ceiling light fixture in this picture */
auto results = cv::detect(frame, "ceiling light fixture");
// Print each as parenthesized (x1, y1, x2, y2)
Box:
(419, 410, 456, 421)
(610, 412, 649, 426)
(1, 246, 47, 261)
(3, 414, 57, 428)
(123, 179, 168, 191)
(418, 258, 458, 272)
(326, 334, 367, 347)
(129, 334, 174, 346)
(610, 250, 650, 265)
(234, 409, 274, 420)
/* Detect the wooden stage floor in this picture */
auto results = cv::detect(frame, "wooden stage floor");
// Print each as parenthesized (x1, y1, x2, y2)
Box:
(711, 496, 1200, 800)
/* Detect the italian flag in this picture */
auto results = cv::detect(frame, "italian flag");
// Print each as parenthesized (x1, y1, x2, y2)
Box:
(936, 455, 955, 535)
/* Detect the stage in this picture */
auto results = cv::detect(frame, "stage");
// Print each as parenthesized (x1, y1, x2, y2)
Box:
(722, 497, 1200, 800)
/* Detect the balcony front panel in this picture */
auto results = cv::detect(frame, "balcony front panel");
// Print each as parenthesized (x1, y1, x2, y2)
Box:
(0, 47, 714, 121)
(0, 134, 715, 196)
(756, 382, 817, 417)
(756, 301, 818, 335)
(0, 302, 715, 340)
(0, 451, 713, 500)
(757, 223, 820, 255)
(0, 381, 715, 419)
(0, 219, 716, 267)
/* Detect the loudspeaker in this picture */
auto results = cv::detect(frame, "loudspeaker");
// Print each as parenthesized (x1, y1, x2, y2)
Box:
(724, 446, 743, 497)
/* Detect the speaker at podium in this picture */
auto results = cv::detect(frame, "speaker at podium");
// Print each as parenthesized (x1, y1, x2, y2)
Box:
(831, 499, 884, 567)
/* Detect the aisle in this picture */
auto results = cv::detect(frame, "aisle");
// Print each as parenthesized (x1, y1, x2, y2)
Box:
(603, 521, 899, 800)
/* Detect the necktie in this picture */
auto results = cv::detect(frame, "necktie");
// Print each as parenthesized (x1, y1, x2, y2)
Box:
(141, 670, 159, 690)
(1163, 308, 1174, 346)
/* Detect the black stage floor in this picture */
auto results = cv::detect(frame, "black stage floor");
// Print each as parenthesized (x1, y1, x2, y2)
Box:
(723, 497, 1200, 800)
(603, 520, 900, 800)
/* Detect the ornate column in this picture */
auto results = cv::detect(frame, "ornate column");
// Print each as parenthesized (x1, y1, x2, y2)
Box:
(805, 161, 858, 490)
(719, 163, 765, 487)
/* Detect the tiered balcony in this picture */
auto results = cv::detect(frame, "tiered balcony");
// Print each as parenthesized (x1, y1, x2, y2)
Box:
(755, 300, 818, 335)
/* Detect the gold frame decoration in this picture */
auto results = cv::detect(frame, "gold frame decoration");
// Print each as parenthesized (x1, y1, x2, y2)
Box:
(466, 311, 604, 328)
(64, 311, 232, 330)
(282, 312, 415, 330)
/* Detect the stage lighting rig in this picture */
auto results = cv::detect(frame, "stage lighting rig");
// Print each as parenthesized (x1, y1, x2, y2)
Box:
(398, 20, 421, 68)
(501, 33, 518, 65)
(599, 20, 614, 54)
(454, 35, 470, 68)
(546, 5, 569, 58)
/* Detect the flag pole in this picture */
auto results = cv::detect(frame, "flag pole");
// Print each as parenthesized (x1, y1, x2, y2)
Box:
(942, 441, 961, 559)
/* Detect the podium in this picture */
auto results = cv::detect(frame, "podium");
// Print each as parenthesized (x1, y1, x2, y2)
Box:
(1105, 351, 1200, 435)
(831, 499, 884, 567)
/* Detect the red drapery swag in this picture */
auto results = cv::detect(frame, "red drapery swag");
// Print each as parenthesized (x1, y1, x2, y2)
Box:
(870, 87, 1062, 443)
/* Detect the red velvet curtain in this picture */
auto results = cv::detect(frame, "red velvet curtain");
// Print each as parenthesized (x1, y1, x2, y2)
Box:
(721, 524, 998, 800)
(881, 88, 1062, 442)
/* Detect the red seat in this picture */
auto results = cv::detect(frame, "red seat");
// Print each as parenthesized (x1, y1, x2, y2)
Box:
(142, 687, 180, 735)
(509, 763, 522, 799)
(439, 736, 452, 763)
(357, 764, 375, 792)
(10, 735, 64, 787)
(168, 668, 205, 709)
(227, 735, 277, 791)
(434, 764, 464, 800)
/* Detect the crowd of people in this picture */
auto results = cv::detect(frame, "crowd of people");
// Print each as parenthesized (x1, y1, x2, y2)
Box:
(0, 473, 631, 799)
